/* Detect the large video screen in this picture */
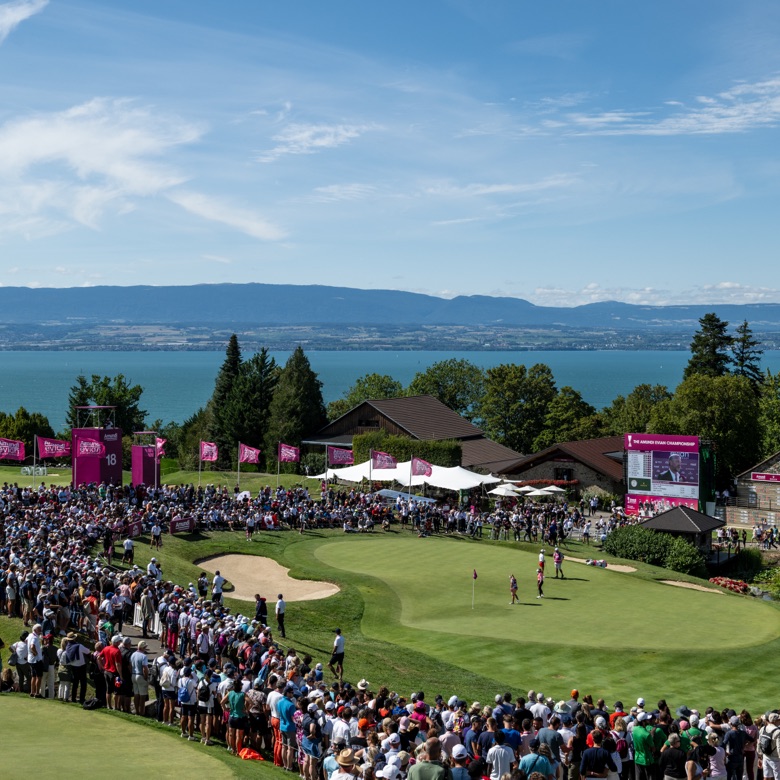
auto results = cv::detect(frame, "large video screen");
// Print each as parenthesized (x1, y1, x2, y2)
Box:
(624, 433, 700, 513)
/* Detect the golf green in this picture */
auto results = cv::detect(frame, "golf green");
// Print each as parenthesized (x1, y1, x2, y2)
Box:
(317, 537, 775, 649)
(1, 696, 239, 779)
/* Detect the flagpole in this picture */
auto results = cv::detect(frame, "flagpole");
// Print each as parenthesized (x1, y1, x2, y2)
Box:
(472, 574, 475, 610)
(32, 436, 37, 487)
(276, 442, 280, 488)
(369, 449, 373, 494)
(198, 440, 202, 487)
(237, 441, 241, 489)
(408, 455, 413, 502)
(154, 439, 158, 495)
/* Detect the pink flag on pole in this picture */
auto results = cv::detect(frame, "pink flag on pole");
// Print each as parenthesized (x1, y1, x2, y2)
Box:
(37, 436, 71, 458)
(278, 443, 300, 463)
(200, 441, 218, 462)
(327, 446, 354, 465)
(371, 450, 397, 469)
(411, 457, 433, 477)
(0, 437, 25, 461)
(155, 437, 167, 460)
(239, 443, 261, 464)
(76, 439, 106, 458)
(473, 569, 478, 580)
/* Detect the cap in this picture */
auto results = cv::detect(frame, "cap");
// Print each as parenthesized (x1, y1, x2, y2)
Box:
(452, 745, 469, 760)
(637, 697, 645, 706)
(448, 695, 459, 707)
(308, 703, 319, 713)
(729, 716, 740, 726)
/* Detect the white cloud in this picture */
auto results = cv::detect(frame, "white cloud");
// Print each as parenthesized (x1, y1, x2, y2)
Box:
(0, 98, 201, 233)
(310, 183, 376, 202)
(167, 190, 286, 241)
(566, 77, 780, 136)
(528, 281, 780, 307)
(256, 122, 375, 162)
(0, 0, 46, 45)
(202, 253, 232, 264)
(425, 174, 576, 198)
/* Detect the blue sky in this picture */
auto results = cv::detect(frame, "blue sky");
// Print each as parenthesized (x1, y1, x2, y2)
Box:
(1, 0, 779, 305)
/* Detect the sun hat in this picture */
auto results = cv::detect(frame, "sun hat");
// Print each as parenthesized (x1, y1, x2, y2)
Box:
(452, 745, 468, 760)
(336, 749, 359, 767)
(357, 679, 370, 691)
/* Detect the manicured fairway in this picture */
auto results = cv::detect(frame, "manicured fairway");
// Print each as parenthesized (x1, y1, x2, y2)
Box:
(0, 696, 245, 779)
(316, 536, 776, 649)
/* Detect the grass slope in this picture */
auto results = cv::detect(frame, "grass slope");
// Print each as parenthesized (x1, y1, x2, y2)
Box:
(0, 695, 250, 779)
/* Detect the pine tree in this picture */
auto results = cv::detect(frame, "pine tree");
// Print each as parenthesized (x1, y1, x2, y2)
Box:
(208, 334, 243, 468)
(683, 313, 733, 379)
(265, 346, 327, 470)
(732, 320, 763, 390)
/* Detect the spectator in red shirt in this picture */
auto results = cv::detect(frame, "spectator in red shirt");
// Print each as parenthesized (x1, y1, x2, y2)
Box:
(100, 635, 122, 710)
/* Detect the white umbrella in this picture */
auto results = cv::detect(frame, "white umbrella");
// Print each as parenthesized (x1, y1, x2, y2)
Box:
(526, 488, 554, 497)
(488, 485, 521, 497)
(543, 486, 566, 493)
(515, 485, 536, 494)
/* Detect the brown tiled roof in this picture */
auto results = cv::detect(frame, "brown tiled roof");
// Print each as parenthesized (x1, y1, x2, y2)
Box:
(361, 396, 484, 441)
(639, 507, 724, 533)
(499, 435, 625, 481)
(461, 438, 525, 473)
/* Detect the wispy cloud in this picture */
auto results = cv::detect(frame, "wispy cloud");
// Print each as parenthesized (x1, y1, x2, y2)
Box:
(202, 253, 232, 264)
(425, 174, 576, 198)
(509, 32, 588, 60)
(0, 98, 200, 232)
(256, 122, 375, 162)
(529, 281, 780, 307)
(0, 0, 47, 45)
(566, 77, 780, 136)
(310, 183, 376, 202)
(168, 190, 286, 241)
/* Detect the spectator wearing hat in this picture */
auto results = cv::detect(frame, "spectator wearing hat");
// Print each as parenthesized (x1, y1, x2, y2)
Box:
(130, 640, 150, 716)
(332, 748, 361, 780)
(451, 744, 470, 780)
(26, 623, 44, 698)
(722, 717, 747, 780)
(610, 703, 628, 730)
(633, 712, 659, 780)
(278, 683, 298, 770)
(580, 730, 617, 780)
(518, 738, 553, 780)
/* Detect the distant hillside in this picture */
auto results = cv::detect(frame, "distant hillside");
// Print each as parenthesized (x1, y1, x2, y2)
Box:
(3, 283, 780, 330)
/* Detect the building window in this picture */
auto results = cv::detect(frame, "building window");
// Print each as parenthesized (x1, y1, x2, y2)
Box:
(357, 419, 379, 428)
(554, 467, 573, 481)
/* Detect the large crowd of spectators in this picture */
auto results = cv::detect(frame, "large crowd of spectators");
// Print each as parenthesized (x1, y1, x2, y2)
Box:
(1, 478, 779, 779)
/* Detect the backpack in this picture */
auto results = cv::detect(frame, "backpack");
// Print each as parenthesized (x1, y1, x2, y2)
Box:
(148, 660, 160, 685)
(177, 683, 191, 704)
(197, 681, 211, 703)
(759, 727, 777, 756)
(615, 734, 629, 759)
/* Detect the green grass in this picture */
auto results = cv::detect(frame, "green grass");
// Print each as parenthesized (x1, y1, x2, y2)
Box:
(0, 463, 320, 492)
(3, 527, 778, 771)
(0, 695, 259, 779)
(98, 528, 780, 713)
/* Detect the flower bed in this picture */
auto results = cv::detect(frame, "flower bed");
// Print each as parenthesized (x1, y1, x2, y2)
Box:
(709, 576, 750, 594)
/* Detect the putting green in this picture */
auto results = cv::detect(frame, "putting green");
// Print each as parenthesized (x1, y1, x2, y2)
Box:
(317, 536, 777, 650)
(1, 696, 237, 779)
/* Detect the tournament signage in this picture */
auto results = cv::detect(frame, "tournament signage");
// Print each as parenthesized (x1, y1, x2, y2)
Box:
(624, 433, 700, 514)
(169, 516, 196, 534)
(0, 438, 25, 461)
(751, 472, 780, 483)
(37, 436, 71, 458)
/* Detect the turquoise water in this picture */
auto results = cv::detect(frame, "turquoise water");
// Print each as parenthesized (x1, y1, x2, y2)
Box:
(1, 350, 777, 431)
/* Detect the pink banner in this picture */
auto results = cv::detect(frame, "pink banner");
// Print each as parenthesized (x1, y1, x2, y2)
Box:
(0, 438, 25, 461)
(412, 457, 433, 477)
(751, 472, 780, 483)
(155, 437, 166, 459)
(37, 436, 71, 458)
(624, 433, 699, 452)
(239, 443, 261, 464)
(200, 441, 218, 462)
(327, 446, 354, 465)
(76, 438, 106, 458)
(124, 520, 143, 538)
(278, 443, 300, 463)
(371, 450, 397, 469)
(169, 516, 196, 534)
(625, 494, 699, 515)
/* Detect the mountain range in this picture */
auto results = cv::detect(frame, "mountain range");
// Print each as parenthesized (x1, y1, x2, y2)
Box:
(3, 283, 780, 330)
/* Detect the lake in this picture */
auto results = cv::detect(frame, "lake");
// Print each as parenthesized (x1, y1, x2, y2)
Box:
(1, 349, 777, 431)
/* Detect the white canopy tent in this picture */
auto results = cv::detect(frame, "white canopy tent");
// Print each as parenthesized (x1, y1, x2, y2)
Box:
(316, 459, 499, 492)
(488, 485, 521, 497)
(543, 485, 566, 493)
(526, 488, 554, 497)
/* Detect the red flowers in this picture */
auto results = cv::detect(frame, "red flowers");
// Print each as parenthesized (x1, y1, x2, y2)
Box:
(709, 576, 749, 594)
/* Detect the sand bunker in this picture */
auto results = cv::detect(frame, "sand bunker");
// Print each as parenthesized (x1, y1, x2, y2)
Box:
(198, 555, 340, 602)
(659, 579, 723, 594)
(566, 555, 637, 573)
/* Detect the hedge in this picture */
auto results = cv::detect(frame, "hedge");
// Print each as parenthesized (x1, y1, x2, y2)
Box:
(352, 431, 462, 468)
(603, 525, 707, 577)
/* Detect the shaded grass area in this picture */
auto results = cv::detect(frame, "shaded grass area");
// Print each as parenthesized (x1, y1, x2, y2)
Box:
(0, 695, 257, 779)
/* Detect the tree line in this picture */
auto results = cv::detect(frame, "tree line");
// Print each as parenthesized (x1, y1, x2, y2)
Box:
(2, 314, 777, 484)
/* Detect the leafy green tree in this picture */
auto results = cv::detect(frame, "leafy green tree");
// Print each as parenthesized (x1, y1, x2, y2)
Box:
(648, 373, 760, 482)
(327, 373, 403, 421)
(533, 386, 603, 450)
(0, 407, 55, 457)
(758, 369, 780, 459)
(481, 363, 557, 454)
(731, 320, 763, 390)
(178, 407, 213, 470)
(601, 384, 673, 435)
(683, 312, 733, 380)
(65, 374, 147, 434)
(407, 359, 485, 421)
(265, 346, 327, 471)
